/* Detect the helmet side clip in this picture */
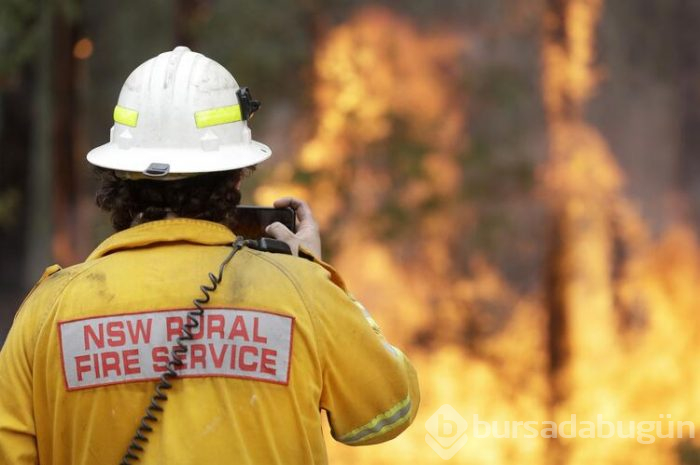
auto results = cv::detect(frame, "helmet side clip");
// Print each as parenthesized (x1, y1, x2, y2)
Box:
(237, 87, 261, 120)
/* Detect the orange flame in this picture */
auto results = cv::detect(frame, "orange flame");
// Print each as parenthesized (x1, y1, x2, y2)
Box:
(543, 1, 700, 464)
(257, 3, 700, 464)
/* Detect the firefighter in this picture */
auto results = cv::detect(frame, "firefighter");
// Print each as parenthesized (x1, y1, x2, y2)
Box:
(0, 46, 419, 465)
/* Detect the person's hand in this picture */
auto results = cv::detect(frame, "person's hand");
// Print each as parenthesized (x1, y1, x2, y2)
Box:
(265, 197, 322, 259)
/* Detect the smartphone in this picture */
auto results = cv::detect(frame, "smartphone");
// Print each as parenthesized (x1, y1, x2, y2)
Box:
(233, 205, 296, 239)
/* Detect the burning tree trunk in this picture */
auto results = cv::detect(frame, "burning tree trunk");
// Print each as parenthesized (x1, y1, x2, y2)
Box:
(542, 0, 625, 462)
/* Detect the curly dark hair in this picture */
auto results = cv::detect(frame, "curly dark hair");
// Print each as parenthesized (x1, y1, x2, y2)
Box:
(95, 168, 251, 231)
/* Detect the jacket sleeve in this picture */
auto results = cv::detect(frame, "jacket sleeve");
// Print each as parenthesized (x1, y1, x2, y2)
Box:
(0, 265, 62, 465)
(301, 257, 420, 445)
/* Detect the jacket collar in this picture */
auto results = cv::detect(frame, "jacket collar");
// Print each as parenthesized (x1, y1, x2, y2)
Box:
(87, 219, 236, 261)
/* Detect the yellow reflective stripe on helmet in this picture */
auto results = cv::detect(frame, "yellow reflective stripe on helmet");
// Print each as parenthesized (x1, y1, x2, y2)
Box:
(113, 105, 138, 127)
(194, 104, 242, 128)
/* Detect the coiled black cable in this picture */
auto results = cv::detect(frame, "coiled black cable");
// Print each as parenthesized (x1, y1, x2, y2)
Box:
(119, 237, 247, 465)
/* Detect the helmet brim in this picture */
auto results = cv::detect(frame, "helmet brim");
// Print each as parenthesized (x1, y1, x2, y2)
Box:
(87, 140, 271, 174)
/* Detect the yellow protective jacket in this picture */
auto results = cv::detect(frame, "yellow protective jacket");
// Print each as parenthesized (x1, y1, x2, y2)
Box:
(0, 219, 419, 465)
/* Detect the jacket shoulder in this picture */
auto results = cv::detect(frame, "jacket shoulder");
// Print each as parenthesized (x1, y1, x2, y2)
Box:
(14, 261, 95, 322)
(243, 248, 347, 291)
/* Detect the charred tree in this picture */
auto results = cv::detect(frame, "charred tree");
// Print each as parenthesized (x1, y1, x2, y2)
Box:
(673, 0, 700, 232)
(0, 68, 34, 343)
(175, 0, 204, 47)
(51, 7, 82, 267)
(24, 5, 54, 286)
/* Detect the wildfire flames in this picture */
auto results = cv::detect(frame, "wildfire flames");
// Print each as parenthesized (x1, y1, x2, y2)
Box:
(256, 4, 700, 464)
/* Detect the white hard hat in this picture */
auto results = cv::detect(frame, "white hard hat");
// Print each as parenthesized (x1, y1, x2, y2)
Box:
(87, 46, 271, 178)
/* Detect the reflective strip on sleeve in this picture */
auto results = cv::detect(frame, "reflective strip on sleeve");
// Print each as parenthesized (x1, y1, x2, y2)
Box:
(113, 105, 138, 127)
(194, 104, 242, 128)
(337, 395, 413, 444)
